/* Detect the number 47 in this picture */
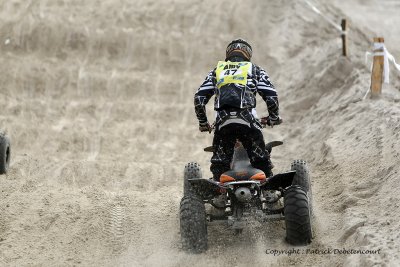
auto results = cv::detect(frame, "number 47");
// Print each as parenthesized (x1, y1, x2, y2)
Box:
(224, 69, 238, 75)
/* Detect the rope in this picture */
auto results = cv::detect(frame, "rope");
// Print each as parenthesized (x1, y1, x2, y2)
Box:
(303, 0, 344, 34)
(366, 42, 400, 84)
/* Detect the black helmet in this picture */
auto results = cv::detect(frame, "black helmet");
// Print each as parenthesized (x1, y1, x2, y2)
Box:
(226, 39, 252, 61)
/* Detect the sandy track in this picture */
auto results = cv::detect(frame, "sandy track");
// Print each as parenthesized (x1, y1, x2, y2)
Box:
(0, 0, 399, 266)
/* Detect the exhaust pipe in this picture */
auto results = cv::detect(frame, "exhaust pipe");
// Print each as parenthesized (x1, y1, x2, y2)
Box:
(234, 187, 252, 203)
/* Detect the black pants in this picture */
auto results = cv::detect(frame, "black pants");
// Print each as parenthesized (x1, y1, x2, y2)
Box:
(210, 123, 273, 181)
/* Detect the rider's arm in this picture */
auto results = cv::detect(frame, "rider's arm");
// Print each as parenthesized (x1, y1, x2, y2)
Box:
(194, 69, 216, 124)
(255, 66, 280, 120)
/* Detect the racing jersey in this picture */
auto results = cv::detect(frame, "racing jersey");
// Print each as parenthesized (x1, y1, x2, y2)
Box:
(194, 61, 279, 125)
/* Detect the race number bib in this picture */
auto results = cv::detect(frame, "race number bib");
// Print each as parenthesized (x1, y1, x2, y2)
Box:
(215, 61, 252, 89)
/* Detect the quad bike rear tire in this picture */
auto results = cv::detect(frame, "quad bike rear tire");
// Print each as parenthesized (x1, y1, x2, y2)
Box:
(183, 162, 202, 196)
(291, 160, 310, 191)
(283, 185, 312, 245)
(0, 134, 10, 174)
(180, 195, 208, 253)
(291, 160, 313, 215)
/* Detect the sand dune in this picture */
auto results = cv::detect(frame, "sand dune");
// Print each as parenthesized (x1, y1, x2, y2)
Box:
(0, 0, 399, 266)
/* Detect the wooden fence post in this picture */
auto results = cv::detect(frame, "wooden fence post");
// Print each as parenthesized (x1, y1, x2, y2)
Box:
(370, 37, 385, 97)
(341, 19, 347, 57)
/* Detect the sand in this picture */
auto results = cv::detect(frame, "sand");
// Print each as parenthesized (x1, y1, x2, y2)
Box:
(0, 0, 399, 266)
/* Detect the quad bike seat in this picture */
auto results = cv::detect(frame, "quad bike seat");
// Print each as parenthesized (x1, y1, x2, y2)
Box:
(219, 144, 267, 183)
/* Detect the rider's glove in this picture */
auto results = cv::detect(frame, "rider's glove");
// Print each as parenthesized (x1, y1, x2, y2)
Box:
(261, 116, 283, 128)
(199, 122, 212, 133)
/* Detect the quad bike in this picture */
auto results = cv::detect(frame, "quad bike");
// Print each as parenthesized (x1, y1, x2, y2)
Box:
(179, 121, 313, 253)
(0, 132, 11, 174)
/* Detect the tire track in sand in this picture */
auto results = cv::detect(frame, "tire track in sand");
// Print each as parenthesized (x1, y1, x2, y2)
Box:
(104, 195, 132, 255)
(105, 204, 126, 253)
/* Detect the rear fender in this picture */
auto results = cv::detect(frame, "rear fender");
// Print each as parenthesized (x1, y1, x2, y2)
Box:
(188, 179, 222, 200)
(261, 171, 296, 190)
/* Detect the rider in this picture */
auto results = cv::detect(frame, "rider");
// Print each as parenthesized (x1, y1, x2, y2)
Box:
(194, 38, 282, 181)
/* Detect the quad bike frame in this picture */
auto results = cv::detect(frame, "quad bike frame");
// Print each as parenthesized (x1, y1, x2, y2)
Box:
(180, 141, 313, 253)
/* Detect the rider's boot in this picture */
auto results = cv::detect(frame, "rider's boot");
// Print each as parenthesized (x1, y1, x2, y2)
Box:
(265, 155, 274, 177)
